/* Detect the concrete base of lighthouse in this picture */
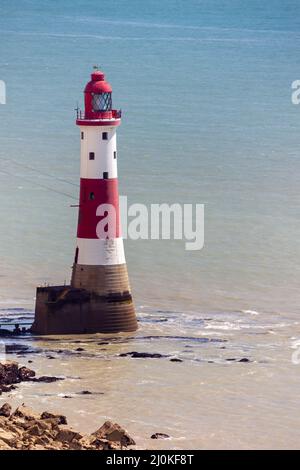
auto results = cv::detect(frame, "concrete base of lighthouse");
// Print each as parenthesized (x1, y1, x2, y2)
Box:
(31, 284, 137, 335)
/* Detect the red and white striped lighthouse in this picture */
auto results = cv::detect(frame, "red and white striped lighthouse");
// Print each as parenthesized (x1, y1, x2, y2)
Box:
(32, 69, 137, 335)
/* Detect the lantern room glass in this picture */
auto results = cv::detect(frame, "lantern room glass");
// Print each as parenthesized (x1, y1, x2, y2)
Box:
(92, 93, 112, 112)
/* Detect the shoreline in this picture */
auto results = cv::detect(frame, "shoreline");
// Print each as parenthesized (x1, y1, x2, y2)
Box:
(0, 361, 137, 450)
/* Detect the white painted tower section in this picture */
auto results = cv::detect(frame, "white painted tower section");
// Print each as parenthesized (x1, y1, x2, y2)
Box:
(79, 126, 118, 179)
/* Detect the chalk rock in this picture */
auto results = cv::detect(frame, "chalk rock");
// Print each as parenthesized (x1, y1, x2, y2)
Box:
(92, 421, 135, 446)
(0, 428, 18, 446)
(56, 425, 83, 443)
(13, 405, 40, 421)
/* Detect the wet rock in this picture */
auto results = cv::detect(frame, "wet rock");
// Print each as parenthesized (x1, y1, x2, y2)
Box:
(0, 403, 12, 417)
(31, 376, 64, 383)
(170, 358, 183, 362)
(119, 351, 168, 359)
(0, 384, 16, 394)
(0, 361, 20, 385)
(93, 421, 135, 446)
(151, 433, 170, 439)
(239, 358, 250, 363)
(41, 411, 67, 425)
(0, 329, 14, 337)
(226, 358, 236, 362)
(18, 366, 36, 381)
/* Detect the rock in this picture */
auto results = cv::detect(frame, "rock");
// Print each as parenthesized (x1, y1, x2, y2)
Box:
(41, 411, 67, 425)
(0, 361, 20, 385)
(18, 366, 36, 381)
(75, 348, 85, 352)
(56, 425, 83, 443)
(0, 429, 18, 446)
(31, 376, 64, 383)
(0, 405, 137, 450)
(0, 384, 16, 393)
(92, 421, 135, 446)
(0, 438, 11, 449)
(151, 433, 170, 439)
(119, 351, 167, 359)
(0, 403, 12, 417)
(13, 405, 40, 421)
(170, 358, 183, 362)
(24, 424, 44, 437)
(78, 390, 92, 395)
(239, 358, 250, 363)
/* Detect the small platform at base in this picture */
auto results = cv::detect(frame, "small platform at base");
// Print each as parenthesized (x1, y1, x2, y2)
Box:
(31, 285, 138, 335)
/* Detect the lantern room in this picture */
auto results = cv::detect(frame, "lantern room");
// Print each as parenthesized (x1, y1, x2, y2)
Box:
(76, 69, 121, 125)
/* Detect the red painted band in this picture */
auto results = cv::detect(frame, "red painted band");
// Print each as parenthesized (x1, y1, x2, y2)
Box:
(77, 178, 120, 239)
(76, 119, 121, 127)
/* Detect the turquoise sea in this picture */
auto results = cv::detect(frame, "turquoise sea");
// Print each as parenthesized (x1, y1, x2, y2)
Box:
(0, 0, 300, 449)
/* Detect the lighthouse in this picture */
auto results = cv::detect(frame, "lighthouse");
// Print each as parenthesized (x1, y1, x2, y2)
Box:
(32, 69, 138, 335)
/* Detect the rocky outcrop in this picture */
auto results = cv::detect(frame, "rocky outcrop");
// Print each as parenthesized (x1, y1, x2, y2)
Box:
(0, 404, 135, 450)
(0, 361, 63, 394)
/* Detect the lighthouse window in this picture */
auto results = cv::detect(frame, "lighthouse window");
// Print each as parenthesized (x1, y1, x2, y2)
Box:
(92, 93, 112, 112)
(89, 152, 95, 160)
(74, 247, 79, 264)
(114, 151, 117, 159)
(89, 192, 95, 200)
(102, 132, 108, 140)
(103, 172, 109, 179)
(81, 132, 84, 140)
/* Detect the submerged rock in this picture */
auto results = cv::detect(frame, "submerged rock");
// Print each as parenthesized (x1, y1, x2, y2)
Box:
(151, 433, 170, 439)
(119, 351, 168, 359)
(31, 376, 64, 383)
